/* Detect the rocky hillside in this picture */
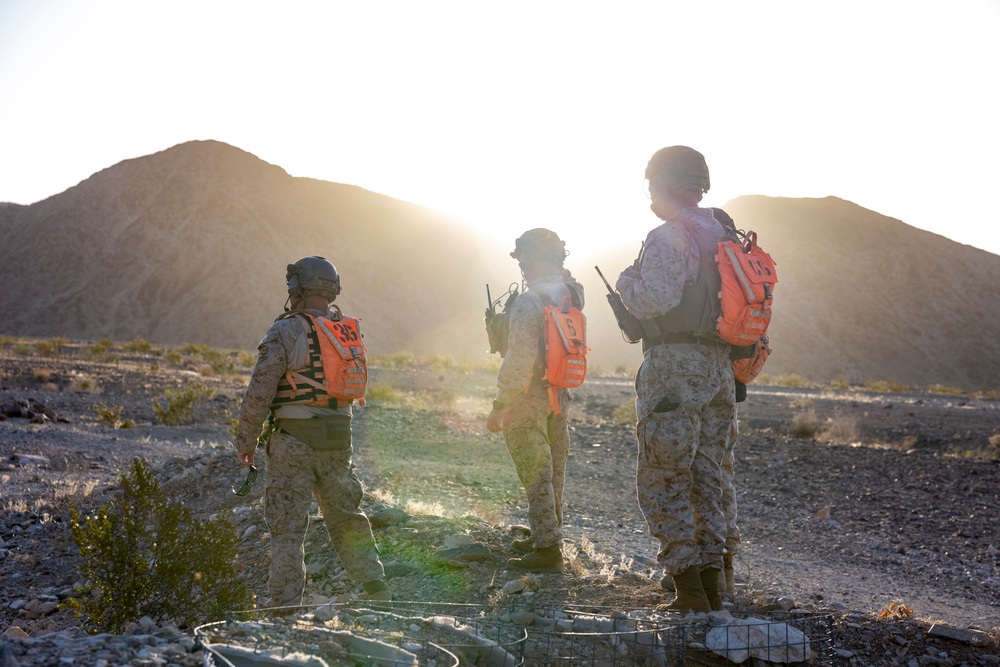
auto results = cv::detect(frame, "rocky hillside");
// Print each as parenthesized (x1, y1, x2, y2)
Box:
(2, 140, 999, 391)
(0, 140, 507, 361)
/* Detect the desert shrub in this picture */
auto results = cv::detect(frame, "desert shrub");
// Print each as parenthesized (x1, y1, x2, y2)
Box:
(366, 382, 403, 403)
(90, 403, 134, 429)
(829, 376, 850, 391)
(13, 342, 32, 356)
(864, 379, 909, 393)
(818, 415, 859, 443)
(163, 349, 184, 365)
(788, 411, 820, 439)
(86, 338, 118, 363)
(877, 600, 914, 620)
(68, 374, 100, 393)
(370, 351, 418, 370)
(611, 397, 636, 424)
(68, 457, 250, 632)
(237, 351, 256, 368)
(35, 339, 63, 357)
(123, 336, 153, 352)
(153, 381, 215, 425)
(770, 373, 812, 388)
(927, 384, 964, 396)
(34, 368, 52, 383)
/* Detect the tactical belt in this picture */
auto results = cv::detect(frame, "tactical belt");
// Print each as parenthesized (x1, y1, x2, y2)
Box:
(276, 415, 352, 451)
(641, 332, 728, 353)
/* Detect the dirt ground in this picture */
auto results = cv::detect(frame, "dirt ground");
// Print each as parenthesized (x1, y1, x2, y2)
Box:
(1, 347, 998, 665)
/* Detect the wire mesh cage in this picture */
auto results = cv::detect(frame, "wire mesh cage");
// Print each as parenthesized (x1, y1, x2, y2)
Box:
(196, 603, 835, 667)
(196, 602, 528, 667)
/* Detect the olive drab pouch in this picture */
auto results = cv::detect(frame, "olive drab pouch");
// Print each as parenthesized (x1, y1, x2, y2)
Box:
(541, 295, 589, 414)
(276, 415, 352, 451)
(715, 230, 777, 346)
(485, 283, 519, 357)
(732, 334, 771, 385)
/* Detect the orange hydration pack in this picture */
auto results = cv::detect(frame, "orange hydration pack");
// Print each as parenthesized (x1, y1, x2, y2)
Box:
(715, 230, 777, 346)
(541, 295, 588, 414)
(272, 310, 368, 408)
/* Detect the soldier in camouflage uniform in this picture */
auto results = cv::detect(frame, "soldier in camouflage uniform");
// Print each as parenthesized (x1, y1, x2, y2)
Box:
(486, 229, 585, 574)
(616, 147, 737, 612)
(234, 256, 389, 612)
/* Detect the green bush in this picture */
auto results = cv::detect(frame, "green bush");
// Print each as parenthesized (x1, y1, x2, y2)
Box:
(153, 381, 215, 425)
(90, 403, 134, 429)
(68, 457, 251, 632)
(123, 336, 154, 352)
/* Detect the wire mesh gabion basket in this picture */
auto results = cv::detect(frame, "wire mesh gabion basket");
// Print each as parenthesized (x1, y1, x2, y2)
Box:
(195, 602, 527, 667)
(195, 602, 835, 667)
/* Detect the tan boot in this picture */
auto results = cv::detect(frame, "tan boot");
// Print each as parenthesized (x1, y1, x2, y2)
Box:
(700, 567, 723, 611)
(723, 554, 736, 594)
(511, 537, 533, 553)
(665, 565, 710, 612)
(507, 544, 563, 573)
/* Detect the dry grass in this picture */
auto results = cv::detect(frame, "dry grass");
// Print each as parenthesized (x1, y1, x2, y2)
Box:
(877, 600, 915, 620)
(788, 411, 820, 439)
(818, 415, 860, 444)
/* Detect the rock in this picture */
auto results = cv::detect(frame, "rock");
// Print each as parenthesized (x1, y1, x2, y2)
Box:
(433, 543, 491, 565)
(927, 623, 987, 644)
(367, 503, 409, 528)
(706, 617, 811, 664)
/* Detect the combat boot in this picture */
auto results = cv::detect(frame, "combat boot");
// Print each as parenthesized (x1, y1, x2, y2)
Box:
(665, 565, 711, 612)
(507, 544, 563, 573)
(722, 554, 736, 594)
(511, 537, 533, 553)
(700, 567, 724, 611)
(362, 579, 392, 602)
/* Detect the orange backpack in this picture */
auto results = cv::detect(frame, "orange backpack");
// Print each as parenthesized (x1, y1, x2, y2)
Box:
(715, 230, 777, 346)
(732, 334, 771, 384)
(272, 310, 368, 408)
(541, 296, 588, 414)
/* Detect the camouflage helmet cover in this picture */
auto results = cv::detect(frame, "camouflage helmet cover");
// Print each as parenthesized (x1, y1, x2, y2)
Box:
(286, 256, 341, 299)
(510, 228, 567, 263)
(644, 146, 711, 192)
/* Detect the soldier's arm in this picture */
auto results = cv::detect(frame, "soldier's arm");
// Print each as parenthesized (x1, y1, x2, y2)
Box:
(494, 293, 543, 407)
(235, 327, 288, 458)
(616, 227, 688, 320)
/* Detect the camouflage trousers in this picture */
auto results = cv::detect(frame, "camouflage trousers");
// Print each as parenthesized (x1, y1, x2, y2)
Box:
(634, 343, 736, 577)
(503, 388, 570, 549)
(722, 410, 741, 557)
(264, 430, 384, 608)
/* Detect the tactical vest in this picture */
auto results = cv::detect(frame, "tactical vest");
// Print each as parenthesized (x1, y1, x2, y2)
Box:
(270, 310, 368, 409)
(639, 217, 732, 350)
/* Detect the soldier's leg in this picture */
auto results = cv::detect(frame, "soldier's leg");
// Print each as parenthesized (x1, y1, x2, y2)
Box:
(547, 398, 570, 528)
(721, 410, 741, 559)
(505, 423, 562, 549)
(264, 431, 315, 608)
(312, 449, 385, 586)
(635, 409, 701, 576)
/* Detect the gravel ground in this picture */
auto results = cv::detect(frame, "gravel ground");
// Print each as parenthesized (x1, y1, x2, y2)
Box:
(1, 350, 998, 665)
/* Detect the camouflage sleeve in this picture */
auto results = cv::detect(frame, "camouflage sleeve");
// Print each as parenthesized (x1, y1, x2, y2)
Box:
(616, 225, 691, 320)
(495, 292, 543, 406)
(234, 324, 290, 455)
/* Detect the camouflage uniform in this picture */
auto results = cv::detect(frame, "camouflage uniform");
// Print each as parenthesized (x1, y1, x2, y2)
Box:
(235, 309, 384, 607)
(495, 272, 583, 549)
(722, 411, 741, 558)
(616, 207, 737, 577)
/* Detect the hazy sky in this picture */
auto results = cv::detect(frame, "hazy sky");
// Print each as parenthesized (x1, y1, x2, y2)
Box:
(1, 0, 998, 258)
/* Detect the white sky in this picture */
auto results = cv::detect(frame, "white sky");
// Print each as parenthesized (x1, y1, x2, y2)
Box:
(1, 0, 998, 258)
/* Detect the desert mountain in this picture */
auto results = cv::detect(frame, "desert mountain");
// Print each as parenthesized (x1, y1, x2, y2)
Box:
(2, 140, 999, 391)
(0, 140, 508, 362)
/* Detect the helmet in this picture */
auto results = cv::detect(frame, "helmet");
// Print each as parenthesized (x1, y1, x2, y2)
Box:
(644, 146, 711, 192)
(286, 256, 341, 300)
(510, 228, 567, 264)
